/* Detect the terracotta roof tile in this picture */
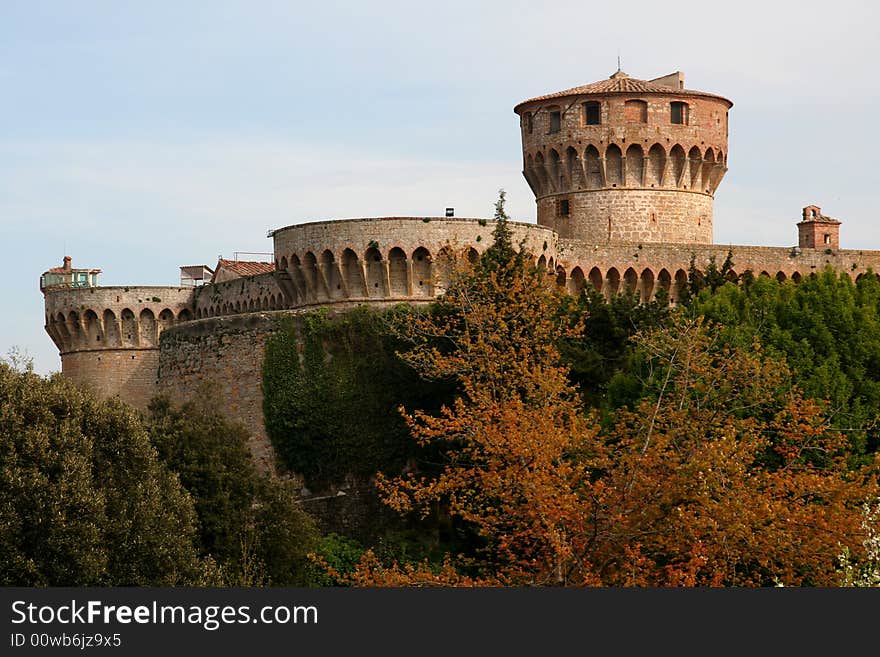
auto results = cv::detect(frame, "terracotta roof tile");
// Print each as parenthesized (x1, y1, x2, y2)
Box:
(215, 259, 275, 277)
(514, 71, 732, 112)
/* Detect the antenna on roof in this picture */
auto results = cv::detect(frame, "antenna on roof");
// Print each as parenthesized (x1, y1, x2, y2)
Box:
(617, 52, 621, 73)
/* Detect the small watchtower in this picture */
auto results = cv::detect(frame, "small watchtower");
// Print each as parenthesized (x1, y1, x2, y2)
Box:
(797, 205, 841, 250)
(39, 256, 101, 292)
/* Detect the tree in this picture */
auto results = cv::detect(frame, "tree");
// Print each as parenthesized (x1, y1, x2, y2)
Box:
(593, 317, 879, 586)
(0, 363, 201, 585)
(147, 393, 319, 586)
(363, 191, 603, 584)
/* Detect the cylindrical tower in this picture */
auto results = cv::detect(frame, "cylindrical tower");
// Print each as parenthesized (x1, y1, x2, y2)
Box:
(514, 70, 733, 244)
(41, 257, 195, 408)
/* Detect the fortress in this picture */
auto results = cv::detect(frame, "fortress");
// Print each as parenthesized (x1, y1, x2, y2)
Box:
(40, 70, 880, 470)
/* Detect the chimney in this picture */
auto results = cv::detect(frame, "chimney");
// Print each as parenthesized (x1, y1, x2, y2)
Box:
(63, 256, 72, 271)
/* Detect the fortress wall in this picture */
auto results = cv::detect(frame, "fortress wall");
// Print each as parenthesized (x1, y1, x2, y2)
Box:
(271, 217, 559, 308)
(539, 190, 713, 243)
(193, 272, 285, 318)
(555, 240, 880, 302)
(61, 349, 161, 410)
(157, 312, 283, 472)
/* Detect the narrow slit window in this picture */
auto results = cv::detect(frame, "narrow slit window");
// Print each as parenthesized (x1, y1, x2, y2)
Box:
(557, 199, 570, 217)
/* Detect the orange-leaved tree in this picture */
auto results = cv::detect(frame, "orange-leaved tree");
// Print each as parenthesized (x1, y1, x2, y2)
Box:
(593, 316, 879, 586)
(360, 191, 604, 585)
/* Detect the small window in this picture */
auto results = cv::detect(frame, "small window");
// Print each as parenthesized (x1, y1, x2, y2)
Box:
(549, 108, 561, 133)
(583, 101, 601, 125)
(557, 199, 570, 217)
(671, 101, 689, 125)
(624, 100, 647, 123)
(524, 112, 533, 134)
(824, 234, 831, 245)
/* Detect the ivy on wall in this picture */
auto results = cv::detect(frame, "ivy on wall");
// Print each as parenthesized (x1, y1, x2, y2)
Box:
(262, 306, 455, 490)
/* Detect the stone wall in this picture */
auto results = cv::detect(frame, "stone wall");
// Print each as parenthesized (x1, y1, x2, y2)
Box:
(157, 311, 282, 472)
(193, 272, 285, 318)
(539, 189, 713, 243)
(270, 217, 559, 308)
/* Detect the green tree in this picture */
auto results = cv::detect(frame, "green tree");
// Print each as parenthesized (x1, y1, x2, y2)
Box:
(0, 362, 201, 585)
(147, 394, 319, 586)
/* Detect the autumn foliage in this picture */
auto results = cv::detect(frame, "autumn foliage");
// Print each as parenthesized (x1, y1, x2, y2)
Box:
(335, 192, 879, 587)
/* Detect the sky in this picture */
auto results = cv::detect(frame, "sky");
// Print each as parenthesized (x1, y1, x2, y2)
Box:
(2, 0, 879, 374)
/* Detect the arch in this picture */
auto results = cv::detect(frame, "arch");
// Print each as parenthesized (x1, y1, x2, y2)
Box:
(302, 252, 319, 301)
(547, 149, 562, 192)
(701, 148, 716, 193)
(467, 247, 480, 265)
(280, 256, 288, 271)
(669, 145, 686, 187)
(588, 267, 603, 291)
(646, 144, 666, 187)
(548, 257, 555, 272)
(65, 311, 84, 350)
(179, 308, 193, 322)
(657, 268, 672, 295)
(412, 247, 432, 297)
(158, 309, 174, 337)
(537, 254, 547, 270)
(84, 309, 102, 345)
(726, 269, 738, 283)
(566, 146, 585, 189)
(365, 246, 386, 298)
(534, 152, 549, 195)
(687, 146, 702, 190)
(139, 309, 157, 347)
(672, 269, 688, 304)
(623, 267, 639, 295)
(625, 144, 644, 187)
(569, 267, 586, 296)
(792, 272, 803, 284)
(321, 249, 344, 299)
(776, 271, 787, 283)
(435, 246, 456, 294)
(342, 248, 364, 297)
(556, 266, 567, 288)
(605, 144, 622, 187)
(640, 268, 655, 302)
(235, 301, 242, 313)
(759, 271, 770, 278)
(605, 267, 621, 298)
(102, 309, 120, 347)
(389, 247, 408, 296)
(584, 145, 602, 189)
(120, 308, 137, 346)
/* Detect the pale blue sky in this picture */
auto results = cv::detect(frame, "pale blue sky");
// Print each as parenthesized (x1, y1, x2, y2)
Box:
(3, 0, 879, 374)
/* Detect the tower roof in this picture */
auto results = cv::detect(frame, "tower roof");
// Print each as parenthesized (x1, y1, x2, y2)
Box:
(514, 70, 733, 113)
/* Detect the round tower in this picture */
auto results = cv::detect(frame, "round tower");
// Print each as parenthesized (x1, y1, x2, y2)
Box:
(41, 257, 195, 409)
(514, 70, 733, 244)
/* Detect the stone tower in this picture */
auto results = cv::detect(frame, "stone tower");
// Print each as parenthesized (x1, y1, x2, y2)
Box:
(40, 256, 194, 409)
(514, 70, 733, 244)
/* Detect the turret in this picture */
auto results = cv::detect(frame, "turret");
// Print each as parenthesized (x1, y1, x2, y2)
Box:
(514, 70, 733, 244)
(41, 257, 195, 408)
